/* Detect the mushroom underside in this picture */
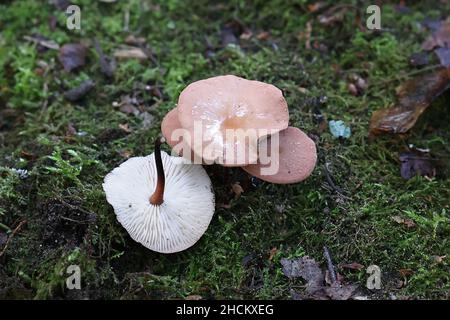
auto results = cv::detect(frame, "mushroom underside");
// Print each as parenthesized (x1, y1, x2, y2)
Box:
(103, 152, 215, 253)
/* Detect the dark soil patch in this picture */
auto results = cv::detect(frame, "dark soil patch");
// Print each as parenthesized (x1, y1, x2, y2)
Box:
(39, 199, 96, 250)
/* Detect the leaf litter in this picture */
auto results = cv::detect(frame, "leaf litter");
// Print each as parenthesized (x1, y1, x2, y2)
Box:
(369, 68, 450, 136)
(281, 255, 358, 300)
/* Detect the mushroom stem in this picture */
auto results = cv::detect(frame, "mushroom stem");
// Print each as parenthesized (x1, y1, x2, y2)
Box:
(150, 137, 165, 205)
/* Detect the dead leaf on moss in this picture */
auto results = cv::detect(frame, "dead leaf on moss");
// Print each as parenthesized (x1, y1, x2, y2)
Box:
(281, 257, 324, 295)
(281, 256, 358, 300)
(231, 182, 244, 199)
(392, 216, 416, 228)
(118, 123, 132, 133)
(369, 68, 450, 136)
(268, 247, 277, 261)
(435, 47, 450, 67)
(422, 21, 450, 51)
(114, 47, 148, 60)
(399, 149, 436, 180)
(340, 262, 364, 270)
(59, 43, 88, 72)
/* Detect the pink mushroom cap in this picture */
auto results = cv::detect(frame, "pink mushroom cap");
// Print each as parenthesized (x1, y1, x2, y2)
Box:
(242, 126, 317, 184)
(177, 75, 289, 166)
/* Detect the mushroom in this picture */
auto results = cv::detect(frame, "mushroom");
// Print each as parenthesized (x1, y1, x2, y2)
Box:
(161, 107, 182, 149)
(161, 107, 199, 162)
(177, 75, 289, 166)
(102, 138, 215, 253)
(242, 126, 317, 184)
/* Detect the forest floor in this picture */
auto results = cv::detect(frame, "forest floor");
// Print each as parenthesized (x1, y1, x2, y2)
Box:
(0, 0, 449, 299)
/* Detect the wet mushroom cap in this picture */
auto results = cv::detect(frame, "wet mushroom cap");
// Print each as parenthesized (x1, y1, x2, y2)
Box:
(242, 126, 317, 184)
(161, 107, 199, 162)
(103, 151, 215, 253)
(161, 107, 182, 149)
(177, 75, 289, 166)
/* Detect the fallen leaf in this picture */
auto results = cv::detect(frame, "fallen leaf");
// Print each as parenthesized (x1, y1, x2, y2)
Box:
(422, 21, 450, 51)
(325, 282, 357, 300)
(65, 123, 77, 137)
(218, 203, 231, 209)
(435, 47, 450, 68)
(256, 31, 270, 41)
(239, 30, 253, 40)
(431, 255, 446, 264)
(281, 257, 324, 295)
(51, 0, 70, 10)
(114, 47, 148, 60)
(399, 269, 414, 277)
(392, 215, 416, 228)
(118, 123, 132, 133)
(341, 262, 364, 271)
(268, 247, 277, 261)
(124, 35, 146, 46)
(282, 256, 358, 300)
(231, 182, 244, 199)
(369, 68, 450, 136)
(317, 5, 350, 25)
(348, 83, 358, 96)
(308, 2, 328, 13)
(185, 295, 202, 300)
(64, 80, 95, 101)
(59, 43, 88, 72)
(119, 149, 133, 159)
(399, 149, 436, 180)
(23, 35, 60, 51)
(402, 218, 416, 228)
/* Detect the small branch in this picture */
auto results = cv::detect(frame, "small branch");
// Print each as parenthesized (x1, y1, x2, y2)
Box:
(323, 246, 337, 284)
(0, 220, 27, 258)
(323, 163, 343, 194)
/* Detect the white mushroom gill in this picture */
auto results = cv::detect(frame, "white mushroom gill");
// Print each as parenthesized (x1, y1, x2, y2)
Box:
(103, 151, 215, 253)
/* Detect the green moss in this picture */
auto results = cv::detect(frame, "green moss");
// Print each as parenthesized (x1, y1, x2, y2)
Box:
(0, 0, 449, 300)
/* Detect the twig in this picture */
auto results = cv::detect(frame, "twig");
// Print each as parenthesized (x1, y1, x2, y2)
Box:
(93, 38, 116, 78)
(323, 246, 337, 284)
(59, 216, 92, 224)
(0, 220, 27, 258)
(323, 163, 343, 194)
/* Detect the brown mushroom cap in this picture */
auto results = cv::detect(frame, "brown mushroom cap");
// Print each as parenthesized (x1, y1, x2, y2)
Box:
(177, 75, 289, 166)
(242, 126, 317, 184)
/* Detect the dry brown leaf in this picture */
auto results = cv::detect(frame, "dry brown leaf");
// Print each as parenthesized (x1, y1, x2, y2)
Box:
(399, 269, 414, 277)
(231, 183, 244, 199)
(340, 262, 364, 271)
(268, 247, 278, 261)
(59, 43, 88, 72)
(422, 21, 450, 51)
(118, 123, 132, 133)
(114, 47, 148, 60)
(256, 31, 270, 41)
(392, 216, 416, 228)
(369, 68, 450, 136)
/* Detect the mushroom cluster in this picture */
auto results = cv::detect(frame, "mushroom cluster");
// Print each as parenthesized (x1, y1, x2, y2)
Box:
(103, 75, 317, 254)
(162, 75, 317, 184)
